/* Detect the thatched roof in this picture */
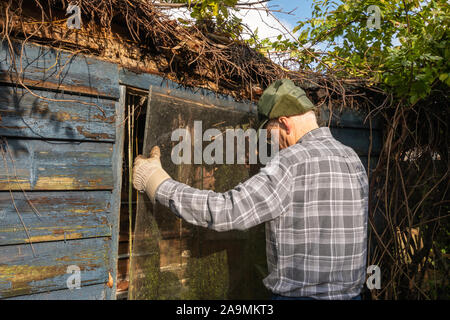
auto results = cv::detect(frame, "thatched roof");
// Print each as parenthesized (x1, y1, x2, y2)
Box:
(0, 0, 377, 107)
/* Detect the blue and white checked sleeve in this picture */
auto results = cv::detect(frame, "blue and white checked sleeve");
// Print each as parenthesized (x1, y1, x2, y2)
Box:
(155, 154, 293, 232)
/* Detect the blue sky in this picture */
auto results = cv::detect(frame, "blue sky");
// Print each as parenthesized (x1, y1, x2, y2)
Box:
(268, 0, 315, 27)
(234, 0, 318, 41)
(168, 1, 319, 41)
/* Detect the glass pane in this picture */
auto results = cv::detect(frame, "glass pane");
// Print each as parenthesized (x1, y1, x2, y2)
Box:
(128, 89, 269, 299)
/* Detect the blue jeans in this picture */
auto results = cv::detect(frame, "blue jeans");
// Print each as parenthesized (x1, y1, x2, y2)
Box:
(272, 294, 362, 300)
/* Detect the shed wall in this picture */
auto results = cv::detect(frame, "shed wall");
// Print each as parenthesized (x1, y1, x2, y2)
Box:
(0, 41, 122, 299)
(0, 42, 381, 300)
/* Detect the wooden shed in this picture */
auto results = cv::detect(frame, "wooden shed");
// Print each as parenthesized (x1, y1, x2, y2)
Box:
(0, 1, 382, 300)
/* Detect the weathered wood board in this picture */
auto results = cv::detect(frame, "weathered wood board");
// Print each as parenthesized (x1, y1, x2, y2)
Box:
(6, 283, 107, 300)
(0, 86, 116, 141)
(330, 127, 382, 156)
(118, 68, 256, 113)
(0, 191, 112, 246)
(0, 138, 114, 190)
(0, 43, 123, 301)
(106, 85, 126, 300)
(359, 156, 379, 174)
(0, 41, 120, 99)
(320, 107, 382, 130)
(0, 237, 110, 298)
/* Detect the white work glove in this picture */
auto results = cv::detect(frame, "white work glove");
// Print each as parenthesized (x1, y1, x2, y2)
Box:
(132, 146, 171, 204)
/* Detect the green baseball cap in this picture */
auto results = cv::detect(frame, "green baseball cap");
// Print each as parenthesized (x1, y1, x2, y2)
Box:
(257, 79, 315, 132)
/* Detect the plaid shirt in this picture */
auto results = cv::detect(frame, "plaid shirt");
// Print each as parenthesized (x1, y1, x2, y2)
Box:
(156, 127, 369, 299)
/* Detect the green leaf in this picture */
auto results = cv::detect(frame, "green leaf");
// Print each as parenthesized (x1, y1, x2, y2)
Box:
(299, 30, 309, 43)
(446, 77, 450, 87)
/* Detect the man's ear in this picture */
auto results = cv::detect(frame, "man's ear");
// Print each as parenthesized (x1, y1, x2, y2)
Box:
(278, 116, 291, 134)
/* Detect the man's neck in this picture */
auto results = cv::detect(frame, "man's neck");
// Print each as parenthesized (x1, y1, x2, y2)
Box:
(294, 123, 319, 143)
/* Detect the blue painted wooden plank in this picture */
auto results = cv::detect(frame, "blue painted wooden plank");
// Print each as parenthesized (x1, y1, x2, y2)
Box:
(330, 127, 382, 156)
(359, 156, 379, 174)
(0, 41, 119, 99)
(0, 237, 110, 299)
(5, 283, 107, 300)
(0, 138, 114, 190)
(320, 107, 382, 130)
(106, 85, 126, 299)
(0, 191, 112, 246)
(0, 86, 116, 141)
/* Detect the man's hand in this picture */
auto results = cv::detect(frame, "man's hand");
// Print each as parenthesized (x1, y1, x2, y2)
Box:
(132, 146, 171, 203)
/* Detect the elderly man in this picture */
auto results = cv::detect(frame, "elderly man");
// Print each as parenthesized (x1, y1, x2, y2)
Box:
(133, 79, 368, 300)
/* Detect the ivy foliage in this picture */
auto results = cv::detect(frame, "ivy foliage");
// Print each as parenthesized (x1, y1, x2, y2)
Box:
(169, 0, 243, 37)
(171, 0, 449, 104)
(265, 0, 449, 104)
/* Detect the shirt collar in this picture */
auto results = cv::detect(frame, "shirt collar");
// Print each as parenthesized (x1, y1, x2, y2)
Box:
(296, 127, 332, 144)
